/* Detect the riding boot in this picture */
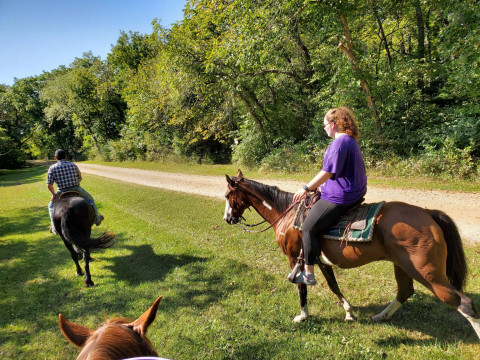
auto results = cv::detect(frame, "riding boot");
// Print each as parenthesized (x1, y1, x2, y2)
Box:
(288, 249, 305, 283)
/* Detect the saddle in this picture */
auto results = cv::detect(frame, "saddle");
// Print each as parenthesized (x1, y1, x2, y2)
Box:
(293, 197, 386, 242)
(57, 191, 82, 201)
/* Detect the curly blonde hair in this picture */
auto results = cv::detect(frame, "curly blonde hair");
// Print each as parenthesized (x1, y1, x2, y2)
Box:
(325, 107, 360, 140)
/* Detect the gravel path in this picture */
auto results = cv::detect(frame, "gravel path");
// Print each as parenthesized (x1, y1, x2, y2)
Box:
(77, 163, 480, 243)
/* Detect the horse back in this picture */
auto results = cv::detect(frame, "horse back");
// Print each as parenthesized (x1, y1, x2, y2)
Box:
(320, 201, 445, 269)
(53, 197, 95, 242)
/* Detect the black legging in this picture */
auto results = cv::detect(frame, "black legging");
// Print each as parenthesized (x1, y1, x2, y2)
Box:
(302, 198, 350, 266)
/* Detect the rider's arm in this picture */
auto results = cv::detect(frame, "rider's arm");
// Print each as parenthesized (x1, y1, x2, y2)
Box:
(74, 164, 82, 183)
(292, 170, 333, 202)
(306, 170, 333, 191)
(47, 184, 56, 201)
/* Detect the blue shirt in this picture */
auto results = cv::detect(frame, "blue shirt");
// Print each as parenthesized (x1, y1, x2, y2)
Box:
(46, 160, 82, 190)
(321, 135, 367, 205)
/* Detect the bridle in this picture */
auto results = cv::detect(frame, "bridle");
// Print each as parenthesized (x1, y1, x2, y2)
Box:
(226, 179, 300, 233)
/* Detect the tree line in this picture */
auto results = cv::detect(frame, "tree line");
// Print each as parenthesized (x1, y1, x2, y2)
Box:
(1, 0, 479, 179)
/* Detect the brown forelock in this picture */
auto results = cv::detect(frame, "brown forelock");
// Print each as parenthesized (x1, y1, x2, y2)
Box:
(77, 319, 158, 360)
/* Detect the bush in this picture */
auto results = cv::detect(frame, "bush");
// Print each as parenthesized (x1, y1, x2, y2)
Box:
(259, 140, 318, 173)
(0, 148, 26, 169)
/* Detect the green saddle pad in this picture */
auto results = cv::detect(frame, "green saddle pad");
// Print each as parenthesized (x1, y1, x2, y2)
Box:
(323, 201, 386, 242)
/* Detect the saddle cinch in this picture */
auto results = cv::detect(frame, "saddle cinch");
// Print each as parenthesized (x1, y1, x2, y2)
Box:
(292, 192, 385, 243)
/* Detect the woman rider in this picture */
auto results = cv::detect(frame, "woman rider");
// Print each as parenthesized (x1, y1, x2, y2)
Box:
(291, 107, 367, 285)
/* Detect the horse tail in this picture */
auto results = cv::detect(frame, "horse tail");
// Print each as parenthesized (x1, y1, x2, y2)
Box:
(85, 232, 117, 249)
(61, 198, 116, 251)
(429, 210, 467, 291)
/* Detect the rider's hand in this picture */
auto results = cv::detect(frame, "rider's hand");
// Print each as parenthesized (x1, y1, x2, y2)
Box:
(50, 194, 55, 202)
(293, 188, 307, 203)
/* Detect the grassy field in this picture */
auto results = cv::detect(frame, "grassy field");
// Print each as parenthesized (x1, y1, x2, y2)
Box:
(1, 165, 479, 359)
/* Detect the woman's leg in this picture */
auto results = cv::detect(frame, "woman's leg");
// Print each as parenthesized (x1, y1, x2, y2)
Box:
(302, 199, 348, 266)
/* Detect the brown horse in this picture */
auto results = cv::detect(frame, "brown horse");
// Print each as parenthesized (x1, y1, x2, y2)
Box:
(224, 170, 480, 340)
(59, 295, 164, 360)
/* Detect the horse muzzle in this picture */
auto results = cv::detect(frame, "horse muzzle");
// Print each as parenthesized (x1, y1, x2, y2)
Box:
(225, 216, 239, 225)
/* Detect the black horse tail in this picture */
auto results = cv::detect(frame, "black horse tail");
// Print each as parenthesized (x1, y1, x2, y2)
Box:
(85, 232, 117, 249)
(429, 210, 467, 291)
(61, 199, 116, 251)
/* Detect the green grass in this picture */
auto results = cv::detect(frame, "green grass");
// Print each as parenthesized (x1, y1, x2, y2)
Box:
(81, 159, 480, 193)
(1, 166, 480, 359)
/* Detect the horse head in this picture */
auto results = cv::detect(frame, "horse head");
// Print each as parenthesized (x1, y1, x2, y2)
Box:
(59, 295, 163, 360)
(224, 169, 252, 224)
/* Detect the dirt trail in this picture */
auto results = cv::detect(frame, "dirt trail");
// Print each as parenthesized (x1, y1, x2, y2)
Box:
(77, 163, 480, 243)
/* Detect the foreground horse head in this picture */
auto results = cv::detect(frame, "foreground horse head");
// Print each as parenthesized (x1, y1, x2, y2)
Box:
(53, 195, 116, 287)
(59, 295, 163, 360)
(224, 170, 480, 341)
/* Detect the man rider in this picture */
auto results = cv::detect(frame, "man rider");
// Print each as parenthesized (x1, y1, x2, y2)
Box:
(47, 149, 103, 234)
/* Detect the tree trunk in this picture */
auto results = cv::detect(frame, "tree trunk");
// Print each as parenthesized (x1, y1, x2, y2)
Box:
(236, 90, 270, 149)
(370, 0, 392, 69)
(337, 11, 380, 127)
(414, 0, 425, 89)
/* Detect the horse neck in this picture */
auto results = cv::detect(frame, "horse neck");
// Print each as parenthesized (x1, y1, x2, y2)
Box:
(242, 180, 292, 225)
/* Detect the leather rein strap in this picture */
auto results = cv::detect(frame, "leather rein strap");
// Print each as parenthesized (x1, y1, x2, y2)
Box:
(228, 181, 300, 233)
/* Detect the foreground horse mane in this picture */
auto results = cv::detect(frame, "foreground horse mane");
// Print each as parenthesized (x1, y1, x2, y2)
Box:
(243, 178, 293, 213)
(79, 319, 157, 358)
(59, 295, 162, 359)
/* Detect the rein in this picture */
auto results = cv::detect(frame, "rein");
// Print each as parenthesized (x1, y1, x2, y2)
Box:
(237, 200, 299, 233)
(228, 181, 309, 233)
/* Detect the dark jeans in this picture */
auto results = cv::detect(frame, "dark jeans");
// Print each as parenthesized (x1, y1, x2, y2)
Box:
(302, 199, 350, 266)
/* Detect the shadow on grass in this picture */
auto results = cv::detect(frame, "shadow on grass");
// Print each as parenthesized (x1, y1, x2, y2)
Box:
(0, 166, 47, 187)
(104, 239, 254, 312)
(0, 206, 47, 237)
(0, 235, 76, 329)
(322, 290, 480, 345)
(105, 243, 205, 285)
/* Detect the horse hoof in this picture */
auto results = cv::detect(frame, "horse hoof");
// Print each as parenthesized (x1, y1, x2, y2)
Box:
(85, 281, 94, 287)
(345, 314, 356, 322)
(371, 314, 385, 322)
(293, 314, 307, 323)
(76, 271, 84, 277)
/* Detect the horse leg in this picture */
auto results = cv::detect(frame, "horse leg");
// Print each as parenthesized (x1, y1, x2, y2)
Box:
(427, 282, 480, 340)
(317, 263, 355, 321)
(293, 284, 308, 323)
(372, 264, 414, 322)
(62, 239, 83, 276)
(83, 250, 94, 287)
(396, 255, 480, 339)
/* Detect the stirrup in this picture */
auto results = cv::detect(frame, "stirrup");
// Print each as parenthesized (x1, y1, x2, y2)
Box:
(288, 249, 305, 283)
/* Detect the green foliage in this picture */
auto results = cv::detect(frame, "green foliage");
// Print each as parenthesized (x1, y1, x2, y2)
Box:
(2, 0, 480, 178)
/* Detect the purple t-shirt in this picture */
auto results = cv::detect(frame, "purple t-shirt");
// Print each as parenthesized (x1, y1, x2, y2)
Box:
(321, 135, 367, 205)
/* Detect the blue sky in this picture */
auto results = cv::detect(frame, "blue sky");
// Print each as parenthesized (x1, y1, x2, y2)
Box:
(0, 0, 187, 85)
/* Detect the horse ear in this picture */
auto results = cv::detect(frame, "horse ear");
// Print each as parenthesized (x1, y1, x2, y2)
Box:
(225, 174, 233, 185)
(237, 169, 244, 180)
(58, 314, 93, 348)
(127, 295, 163, 337)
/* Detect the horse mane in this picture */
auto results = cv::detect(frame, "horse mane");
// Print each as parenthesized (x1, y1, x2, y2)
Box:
(81, 318, 158, 359)
(243, 178, 293, 213)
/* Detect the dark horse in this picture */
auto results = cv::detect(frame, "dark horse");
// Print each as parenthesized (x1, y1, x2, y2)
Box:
(59, 295, 163, 359)
(224, 170, 480, 340)
(52, 193, 115, 287)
